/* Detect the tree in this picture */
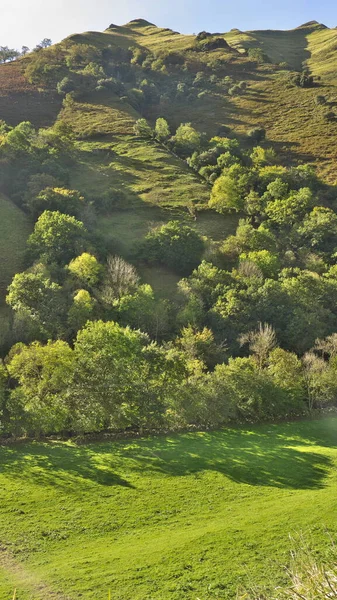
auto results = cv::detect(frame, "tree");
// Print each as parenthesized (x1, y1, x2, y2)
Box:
(36, 38, 52, 50)
(210, 164, 256, 214)
(154, 118, 171, 143)
(265, 187, 313, 227)
(72, 320, 148, 429)
(117, 284, 170, 340)
(28, 211, 86, 265)
(315, 333, 337, 358)
(239, 250, 280, 279)
(170, 123, 201, 157)
(0, 46, 20, 63)
(268, 347, 306, 409)
(239, 322, 277, 369)
(133, 118, 153, 138)
(68, 289, 95, 331)
(139, 221, 205, 275)
(65, 44, 100, 68)
(247, 127, 266, 143)
(101, 256, 139, 303)
(7, 340, 74, 435)
(2, 121, 35, 156)
(6, 271, 67, 338)
(26, 187, 85, 218)
(209, 174, 243, 213)
(297, 207, 337, 253)
(68, 253, 102, 287)
(176, 325, 225, 369)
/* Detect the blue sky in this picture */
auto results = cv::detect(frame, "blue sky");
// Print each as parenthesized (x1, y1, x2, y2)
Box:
(2, 0, 337, 49)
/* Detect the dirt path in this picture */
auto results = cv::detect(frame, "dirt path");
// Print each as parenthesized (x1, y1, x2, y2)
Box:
(0, 546, 71, 600)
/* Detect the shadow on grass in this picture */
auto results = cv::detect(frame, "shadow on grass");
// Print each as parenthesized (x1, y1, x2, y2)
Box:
(111, 427, 331, 490)
(0, 442, 135, 490)
(0, 419, 335, 492)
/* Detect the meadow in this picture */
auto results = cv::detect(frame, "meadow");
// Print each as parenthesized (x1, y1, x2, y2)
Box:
(1, 417, 337, 599)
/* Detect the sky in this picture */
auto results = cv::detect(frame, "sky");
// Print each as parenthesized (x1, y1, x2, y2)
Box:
(2, 0, 337, 49)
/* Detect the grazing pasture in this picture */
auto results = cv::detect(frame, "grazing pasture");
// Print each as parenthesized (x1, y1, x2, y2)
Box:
(0, 417, 337, 599)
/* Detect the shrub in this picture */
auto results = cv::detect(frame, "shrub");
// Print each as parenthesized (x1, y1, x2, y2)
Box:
(133, 118, 153, 138)
(138, 221, 205, 275)
(248, 127, 266, 143)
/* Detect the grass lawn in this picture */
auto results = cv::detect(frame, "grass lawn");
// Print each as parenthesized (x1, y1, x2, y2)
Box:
(1, 417, 337, 599)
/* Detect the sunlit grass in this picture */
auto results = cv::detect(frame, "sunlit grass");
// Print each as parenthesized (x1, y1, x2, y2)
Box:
(1, 418, 337, 598)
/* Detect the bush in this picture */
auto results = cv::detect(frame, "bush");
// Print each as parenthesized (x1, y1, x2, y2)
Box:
(248, 127, 266, 143)
(248, 47, 270, 63)
(138, 221, 205, 275)
(133, 118, 153, 138)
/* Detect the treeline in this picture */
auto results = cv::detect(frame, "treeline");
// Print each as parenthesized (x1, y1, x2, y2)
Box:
(0, 39, 51, 64)
(2, 320, 337, 437)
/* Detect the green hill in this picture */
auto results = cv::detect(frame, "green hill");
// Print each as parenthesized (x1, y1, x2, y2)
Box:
(1, 17, 337, 339)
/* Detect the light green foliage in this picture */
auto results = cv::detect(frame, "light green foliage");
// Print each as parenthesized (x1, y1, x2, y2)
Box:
(297, 206, 337, 253)
(73, 320, 149, 429)
(209, 174, 244, 212)
(239, 250, 280, 278)
(68, 253, 102, 287)
(65, 43, 101, 68)
(1, 121, 35, 155)
(82, 62, 105, 79)
(268, 347, 305, 406)
(133, 118, 153, 138)
(28, 210, 86, 264)
(7, 340, 74, 435)
(72, 320, 184, 430)
(176, 325, 225, 369)
(154, 117, 170, 142)
(265, 187, 314, 226)
(68, 289, 95, 331)
(171, 123, 202, 157)
(6, 271, 66, 337)
(250, 146, 277, 167)
(210, 164, 256, 213)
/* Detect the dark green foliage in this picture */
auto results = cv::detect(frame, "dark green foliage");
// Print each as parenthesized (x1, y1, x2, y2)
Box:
(248, 47, 270, 63)
(138, 221, 205, 275)
(248, 127, 266, 143)
(195, 37, 232, 52)
(25, 187, 85, 218)
(288, 71, 315, 88)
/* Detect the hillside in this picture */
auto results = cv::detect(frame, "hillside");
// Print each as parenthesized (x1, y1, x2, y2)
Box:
(3, 19, 337, 600)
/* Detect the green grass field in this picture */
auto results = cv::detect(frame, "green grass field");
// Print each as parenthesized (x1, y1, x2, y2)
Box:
(1, 417, 337, 599)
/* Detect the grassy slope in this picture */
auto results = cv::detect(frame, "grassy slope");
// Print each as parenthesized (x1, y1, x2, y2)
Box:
(0, 61, 62, 127)
(0, 417, 337, 599)
(0, 195, 31, 344)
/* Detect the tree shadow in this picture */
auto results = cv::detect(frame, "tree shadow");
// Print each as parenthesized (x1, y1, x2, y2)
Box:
(0, 442, 135, 491)
(94, 422, 334, 490)
(1, 420, 335, 492)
